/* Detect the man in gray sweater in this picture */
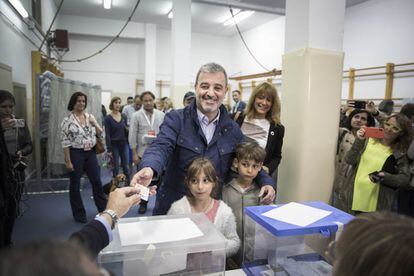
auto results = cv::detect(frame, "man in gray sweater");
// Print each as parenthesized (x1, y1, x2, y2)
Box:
(128, 91, 165, 213)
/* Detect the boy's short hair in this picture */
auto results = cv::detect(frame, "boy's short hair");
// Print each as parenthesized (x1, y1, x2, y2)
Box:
(235, 141, 266, 163)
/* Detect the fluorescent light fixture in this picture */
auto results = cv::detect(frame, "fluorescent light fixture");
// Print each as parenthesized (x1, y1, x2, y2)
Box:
(8, 0, 29, 18)
(167, 10, 173, 19)
(103, 0, 111, 9)
(223, 10, 255, 26)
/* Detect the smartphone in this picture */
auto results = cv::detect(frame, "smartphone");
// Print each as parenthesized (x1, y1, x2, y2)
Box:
(14, 119, 25, 128)
(363, 127, 384, 139)
(348, 100, 366, 109)
(368, 171, 382, 183)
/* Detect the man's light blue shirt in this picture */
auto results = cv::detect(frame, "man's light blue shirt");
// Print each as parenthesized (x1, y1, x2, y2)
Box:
(122, 104, 138, 126)
(197, 108, 220, 144)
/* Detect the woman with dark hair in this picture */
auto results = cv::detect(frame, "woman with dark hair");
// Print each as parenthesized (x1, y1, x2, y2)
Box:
(0, 90, 32, 246)
(104, 97, 129, 182)
(234, 82, 284, 177)
(344, 113, 413, 213)
(331, 109, 375, 212)
(60, 92, 107, 223)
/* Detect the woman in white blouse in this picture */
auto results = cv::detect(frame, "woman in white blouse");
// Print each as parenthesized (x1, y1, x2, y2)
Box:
(61, 92, 107, 223)
(234, 82, 285, 178)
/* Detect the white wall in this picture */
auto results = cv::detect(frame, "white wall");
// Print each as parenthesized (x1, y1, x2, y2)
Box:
(191, 32, 233, 84)
(58, 15, 145, 39)
(62, 34, 145, 97)
(3, 0, 412, 104)
(230, 16, 285, 76)
(60, 21, 233, 100)
(229, 0, 414, 102)
(228, 16, 285, 103)
(0, 0, 57, 99)
(342, 0, 414, 100)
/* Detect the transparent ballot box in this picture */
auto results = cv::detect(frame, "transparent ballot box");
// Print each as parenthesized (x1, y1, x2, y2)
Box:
(98, 213, 226, 276)
(242, 202, 354, 276)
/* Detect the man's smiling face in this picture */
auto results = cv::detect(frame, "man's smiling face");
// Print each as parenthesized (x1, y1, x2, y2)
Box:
(195, 72, 227, 118)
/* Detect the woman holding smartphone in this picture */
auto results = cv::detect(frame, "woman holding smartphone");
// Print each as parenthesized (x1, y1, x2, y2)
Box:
(234, 82, 284, 177)
(344, 114, 413, 213)
(331, 109, 375, 212)
(0, 90, 32, 246)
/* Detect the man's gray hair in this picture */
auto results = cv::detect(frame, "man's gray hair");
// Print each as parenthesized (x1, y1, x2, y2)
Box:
(195, 62, 228, 87)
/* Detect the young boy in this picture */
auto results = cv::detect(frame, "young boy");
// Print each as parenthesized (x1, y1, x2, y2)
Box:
(222, 141, 270, 265)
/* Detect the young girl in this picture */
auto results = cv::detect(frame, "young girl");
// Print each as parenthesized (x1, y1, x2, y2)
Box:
(167, 157, 240, 257)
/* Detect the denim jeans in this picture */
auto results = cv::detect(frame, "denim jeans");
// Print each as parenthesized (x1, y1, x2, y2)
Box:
(69, 148, 107, 219)
(110, 140, 130, 183)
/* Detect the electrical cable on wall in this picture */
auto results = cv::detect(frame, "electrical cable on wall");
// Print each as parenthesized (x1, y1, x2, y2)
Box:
(39, 0, 64, 51)
(1, 3, 63, 61)
(229, 7, 270, 72)
(56, 0, 142, 63)
(0, 10, 46, 52)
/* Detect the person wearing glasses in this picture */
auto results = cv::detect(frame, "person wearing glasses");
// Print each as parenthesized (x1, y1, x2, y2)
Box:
(345, 113, 413, 213)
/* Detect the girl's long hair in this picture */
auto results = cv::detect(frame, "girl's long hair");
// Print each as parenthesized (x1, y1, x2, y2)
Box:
(185, 157, 218, 198)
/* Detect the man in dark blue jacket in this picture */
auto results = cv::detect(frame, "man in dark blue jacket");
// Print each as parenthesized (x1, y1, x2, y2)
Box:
(132, 62, 276, 215)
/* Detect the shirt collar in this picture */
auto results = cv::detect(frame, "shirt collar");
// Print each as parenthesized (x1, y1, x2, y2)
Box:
(196, 108, 220, 126)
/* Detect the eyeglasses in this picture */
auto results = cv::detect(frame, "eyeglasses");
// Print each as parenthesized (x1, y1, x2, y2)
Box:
(384, 122, 402, 133)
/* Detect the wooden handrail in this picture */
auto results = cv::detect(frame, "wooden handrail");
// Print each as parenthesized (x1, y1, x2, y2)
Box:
(394, 62, 414, 67)
(394, 69, 414, 74)
(343, 62, 413, 73)
(341, 98, 404, 101)
(229, 69, 281, 81)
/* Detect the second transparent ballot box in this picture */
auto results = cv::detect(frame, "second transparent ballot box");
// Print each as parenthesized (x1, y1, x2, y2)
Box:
(242, 202, 354, 276)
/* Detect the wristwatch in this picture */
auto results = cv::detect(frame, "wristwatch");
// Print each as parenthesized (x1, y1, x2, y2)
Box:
(97, 209, 119, 229)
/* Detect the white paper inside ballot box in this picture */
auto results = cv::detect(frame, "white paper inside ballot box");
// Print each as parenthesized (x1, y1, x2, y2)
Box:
(119, 218, 204, 275)
(118, 217, 204, 245)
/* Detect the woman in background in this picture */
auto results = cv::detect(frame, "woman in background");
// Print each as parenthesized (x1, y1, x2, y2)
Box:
(162, 97, 174, 113)
(155, 98, 164, 111)
(345, 114, 413, 213)
(331, 109, 375, 212)
(234, 82, 284, 177)
(61, 92, 107, 223)
(0, 90, 32, 246)
(104, 97, 130, 182)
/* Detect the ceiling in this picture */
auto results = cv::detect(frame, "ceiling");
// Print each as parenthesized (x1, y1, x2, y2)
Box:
(53, 0, 371, 36)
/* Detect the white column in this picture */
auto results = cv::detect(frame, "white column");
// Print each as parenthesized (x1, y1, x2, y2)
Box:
(144, 23, 157, 95)
(171, 0, 191, 107)
(278, 0, 346, 203)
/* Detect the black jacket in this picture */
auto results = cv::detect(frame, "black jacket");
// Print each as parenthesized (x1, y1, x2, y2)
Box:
(69, 219, 109, 258)
(235, 114, 285, 175)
